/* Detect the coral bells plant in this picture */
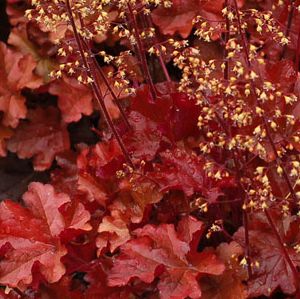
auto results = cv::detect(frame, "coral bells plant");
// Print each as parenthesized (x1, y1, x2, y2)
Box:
(2, 0, 300, 298)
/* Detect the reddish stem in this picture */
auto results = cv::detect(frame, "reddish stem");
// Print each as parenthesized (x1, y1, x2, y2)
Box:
(281, 0, 295, 59)
(223, 0, 230, 80)
(265, 209, 299, 289)
(243, 210, 252, 278)
(233, 0, 299, 279)
(92, 57, 131, 129)
(209, 65, 252, 276)
(77, 15, 131, 130)
(232, 0, 298, 204)
(211, 198, 243, 204)
(295, 18, 300, 70)
(65, 0, 133, 167)
(145, 15, 172, 83)
(232, 0, 250, 66)
(262, 118, 298, 203)
(94, 61, 131, 129)
(127, 3, 157, 100)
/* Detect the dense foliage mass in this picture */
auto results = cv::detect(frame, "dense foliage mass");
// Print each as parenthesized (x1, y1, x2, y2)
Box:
(1, 0, 300, 298)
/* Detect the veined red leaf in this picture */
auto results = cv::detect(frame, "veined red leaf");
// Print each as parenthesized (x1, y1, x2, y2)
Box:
(200, 242, 248, 299)
(97, 173, 163, 253)
(7, 107, 70, 171)
(77, 139, 124, 205)
(0, 183, 68, 289)
(0, 42, 42, 128)
(152, 148, 235, 199)
(0, 182, 91, 290)
(234, 210, 300, 297)
(108, 216, 224, 299)
(49, 77, 93, 123)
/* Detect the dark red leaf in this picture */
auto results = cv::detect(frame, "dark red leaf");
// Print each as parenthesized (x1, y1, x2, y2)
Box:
(151, 148, 235, 199)
(234, 210, 300, 297)
(77, 139, 124, 205)
(108, 216, 224, 299)
(0, 42, 42, 128)
(7, 107, 70, 171)
(49, 77, 93, 123)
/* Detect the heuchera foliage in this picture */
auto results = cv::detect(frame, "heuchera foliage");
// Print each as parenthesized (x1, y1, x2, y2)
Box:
(1, 0, 300, 298)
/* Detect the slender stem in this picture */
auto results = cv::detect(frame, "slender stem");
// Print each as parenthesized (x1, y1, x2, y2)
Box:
(234, 154, 252, 277)
(146, 15, 172, 83)
(208, 65, 252, 276)
(223, 0, 230, 80)
(158, 53, 172, 83)
(285, 1, 295, 36)
(221, 227, 234, 241)
(243, 210, 252, 278)
(65, 0, 133, 167)
(232, 0, 298, 204)
(262, 118, 298, 203)
(232, 0, 250, 67)
(281, 0, 295, 59)
(94, 61, 131, 128)
(219, 1, 267, 277)
(294, 18, 300, 70)
(127, 3, 157, 100)
(77, 15, 131, 129)
(83, 42, 132, 130)
(233, 3, 299, 276)
(211, 198, 243, 204)
(240, 154, 258, 170)
(265, 209, 299, 288)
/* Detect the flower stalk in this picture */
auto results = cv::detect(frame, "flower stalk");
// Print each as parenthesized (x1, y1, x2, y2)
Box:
(232, 0, 298, 204)
(65, 0, 133, 167)
(127, 3, 157, 100)
(77, 14, 131, 130)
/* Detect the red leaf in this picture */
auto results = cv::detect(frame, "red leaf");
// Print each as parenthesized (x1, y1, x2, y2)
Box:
(170, 92, 201, 141)
(152, 148, 234, 198)
(200, 242, 247, 299)
(97, 173, 163, 253)
(77, 139, 123, 205)
(151, 0, 244, 38)
(7, 107, 70, 171)
(84, 261, 133, 299)
(8, 24, 57, 82)
(125, 85, 201, 160)
(124, 111, 163, 161)
(97, 209, 130, 253)
(263, 60, 297, 91)
(49, 77, 93, 123)
(152, 0, 199, 38)
(0, 183, 69, 289)
(129, 84, 172, 123)
(108, 216, 224, 299)
(59, 199, 92, 233)
(234, 210, 300, 297)
(152, 149, 203, 197)
(177, 214, 205, 253)
(0, 42, 42, 128)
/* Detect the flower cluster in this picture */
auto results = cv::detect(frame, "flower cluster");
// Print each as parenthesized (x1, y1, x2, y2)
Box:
(1, 0, 300, 298)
